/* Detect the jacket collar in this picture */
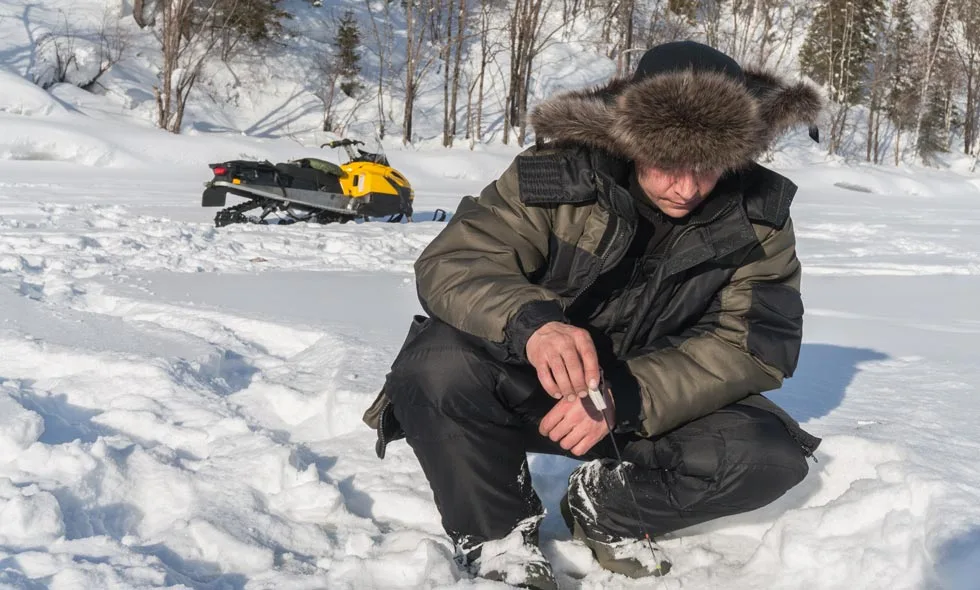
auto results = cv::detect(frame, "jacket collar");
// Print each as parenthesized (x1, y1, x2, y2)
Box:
(599, 158, 772, 279)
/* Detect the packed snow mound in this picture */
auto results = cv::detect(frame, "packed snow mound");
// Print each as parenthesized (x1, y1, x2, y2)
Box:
(0, 394, 45, 459)
(0, 115, 140, 166)
(0, 70, 69, 117)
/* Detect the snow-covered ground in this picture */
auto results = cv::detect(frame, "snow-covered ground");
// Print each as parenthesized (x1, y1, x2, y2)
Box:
(3, 107, 980, 590)
(3, 3, 980, 587)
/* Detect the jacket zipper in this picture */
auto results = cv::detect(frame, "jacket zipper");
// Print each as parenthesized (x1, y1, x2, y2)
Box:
(616, 198, 739, 356)
(376, 400, 391, 458)
(567, 214, 625, 310)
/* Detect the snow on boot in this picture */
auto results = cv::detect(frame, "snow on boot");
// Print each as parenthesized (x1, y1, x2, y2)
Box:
(454, 515, 558, 590)
(562, 460, 672, 579)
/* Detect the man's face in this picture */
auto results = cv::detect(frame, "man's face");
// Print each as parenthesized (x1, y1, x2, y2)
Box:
(635, 164, 724, 218)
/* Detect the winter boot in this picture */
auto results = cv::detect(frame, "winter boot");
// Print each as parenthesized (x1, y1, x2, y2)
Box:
(561, 460, 672, 578)
(454, 515, 558, 590)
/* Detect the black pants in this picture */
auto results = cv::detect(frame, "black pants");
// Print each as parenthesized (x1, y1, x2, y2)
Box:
(387, 319, 810, 544)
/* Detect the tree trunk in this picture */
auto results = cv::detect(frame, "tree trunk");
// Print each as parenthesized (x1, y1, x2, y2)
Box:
(518, 54, 532, 146)
(448, 0, 467, 146)
(442, 0, 453, 147)
(133, 0, 149, 28)
(895, 129, 901, 166)
(404, 0, 418, 144)
(364, 0, 391, 138)
(623, 0, 634, 71)
(965, 56, 976, 155)
(474, 0, 489, 145)
(404, 77, 415, 145)
(913, 0, 952, 155)
(504, 2, 521, 146)
(155, 0, 230, 134)
(866, 102, 875, 162)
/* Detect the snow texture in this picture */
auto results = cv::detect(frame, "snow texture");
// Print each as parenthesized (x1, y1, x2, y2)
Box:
(1, 2, 980, 589)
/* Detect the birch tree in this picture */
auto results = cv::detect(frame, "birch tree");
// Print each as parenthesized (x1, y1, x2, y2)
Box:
(465, 0, 505, 146)
(441, 0, 470, 146)
(953, 0, 980, 156)
(883, 0, 919, 165)
(364, 0, 395, 137)
(403, 0, 438, 144)
(799, 0, 885, 155)
(153, 0, 286, 133)
(914, 0, 954, 161)
(505, 0, 562, 146)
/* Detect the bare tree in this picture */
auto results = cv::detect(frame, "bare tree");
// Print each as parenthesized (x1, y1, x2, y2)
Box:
(154, 0, 251, 133)
(403, 0, 439, 144)
(865, 7, 896, 164)
(83, 6, 133, 92)
(560, 0, 585, 40)
(504, 0, 564, 146)
(29, 7, 131, 92)
(363, 0, 395, 138)
(440, 0, 470, 146)
(314, 44, 343, 132)
(953, 0, 980, 156)
(639, 1, 692, 49)
(465, 0, 506, 146)
(722, 0, 805, 68)
(607, 0, 637, 75)
(913, 0, 953, 155)
(133, 0, 158, 28)
(700, 0, 724, 50)
(800, 0, 885, 156)
(30, 13, 79, 90)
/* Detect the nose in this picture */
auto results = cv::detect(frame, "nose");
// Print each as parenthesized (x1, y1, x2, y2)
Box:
(672, 173, 699, 201)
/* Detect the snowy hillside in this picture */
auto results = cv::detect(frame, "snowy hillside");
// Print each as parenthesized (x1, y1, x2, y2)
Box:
(0, 0, 627, 148)
(3, 0, 980, 589)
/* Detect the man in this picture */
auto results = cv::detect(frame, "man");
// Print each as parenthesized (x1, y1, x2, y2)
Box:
(363, 41, 824, 589)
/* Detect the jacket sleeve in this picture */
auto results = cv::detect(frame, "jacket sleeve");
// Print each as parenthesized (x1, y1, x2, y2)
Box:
(613, 218, 804, 437)
(414, 154, 567, 360)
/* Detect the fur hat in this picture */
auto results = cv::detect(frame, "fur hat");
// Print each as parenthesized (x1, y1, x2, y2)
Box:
(530, 41, 824, 172)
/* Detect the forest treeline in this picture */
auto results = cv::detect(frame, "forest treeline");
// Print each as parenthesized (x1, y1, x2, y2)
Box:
(33, 0, 980, 166)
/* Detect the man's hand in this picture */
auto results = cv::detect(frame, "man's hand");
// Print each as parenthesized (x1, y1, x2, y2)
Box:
(526, 322, 601, 400)
(539, 391, 614, 456)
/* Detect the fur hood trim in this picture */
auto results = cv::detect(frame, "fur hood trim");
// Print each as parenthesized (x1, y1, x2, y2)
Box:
(530, 67, 824, 172)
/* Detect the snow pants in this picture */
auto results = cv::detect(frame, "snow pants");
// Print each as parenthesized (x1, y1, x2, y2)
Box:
(386, 318, 811, 544)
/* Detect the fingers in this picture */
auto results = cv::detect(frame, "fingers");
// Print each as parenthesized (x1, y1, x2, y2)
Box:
(536, 366, 561, 399)
(562, 422, 608, 456)
(526, 323, 600, 400)
(563, 419, 610, 456)
(538, 403, 564, 436)
(570, 430, 605, 456)
(557, 348, 586, 399)
(548, 353, 576, 400)
(576, 334, 601, 392)
(539, 399, 611, 456)
(548, 413, 578, 443)
(559, 422, 589, 451)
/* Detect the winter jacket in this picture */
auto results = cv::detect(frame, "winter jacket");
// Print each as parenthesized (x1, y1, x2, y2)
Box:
(364, 61, 824, 457)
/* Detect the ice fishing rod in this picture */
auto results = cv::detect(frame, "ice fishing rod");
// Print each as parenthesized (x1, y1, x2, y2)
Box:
(587, 376, 671, 577)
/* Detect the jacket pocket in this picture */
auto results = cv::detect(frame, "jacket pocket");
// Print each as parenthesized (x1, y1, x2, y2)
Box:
(745, 283, 803, 377)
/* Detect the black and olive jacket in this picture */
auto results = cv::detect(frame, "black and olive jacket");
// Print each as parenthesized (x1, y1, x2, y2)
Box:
(365, 61, 825, 455)
(365, 144, 820, 456)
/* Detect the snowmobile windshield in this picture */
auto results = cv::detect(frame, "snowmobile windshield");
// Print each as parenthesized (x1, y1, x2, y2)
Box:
(352, 135, 388, 165)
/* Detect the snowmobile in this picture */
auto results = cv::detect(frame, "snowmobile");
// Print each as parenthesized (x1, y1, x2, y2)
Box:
(202, 139, 445, 227)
